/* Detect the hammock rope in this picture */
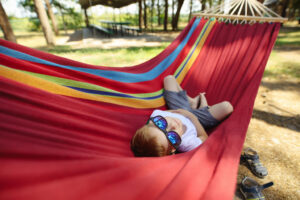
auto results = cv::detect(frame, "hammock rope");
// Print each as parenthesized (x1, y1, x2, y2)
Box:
(194, 0, 287, 23)
(0, 17, 280, 200)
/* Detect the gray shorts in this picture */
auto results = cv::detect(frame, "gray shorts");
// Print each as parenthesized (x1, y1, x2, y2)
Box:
(163, 90, 219, 129)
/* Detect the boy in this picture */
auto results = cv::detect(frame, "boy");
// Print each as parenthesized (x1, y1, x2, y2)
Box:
(131, 75, 233, 157)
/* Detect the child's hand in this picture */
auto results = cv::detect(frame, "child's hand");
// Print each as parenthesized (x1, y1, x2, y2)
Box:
(199, 92, 208, 108)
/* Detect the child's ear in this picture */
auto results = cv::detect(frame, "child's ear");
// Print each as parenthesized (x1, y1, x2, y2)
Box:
(169, 148, 176, 155)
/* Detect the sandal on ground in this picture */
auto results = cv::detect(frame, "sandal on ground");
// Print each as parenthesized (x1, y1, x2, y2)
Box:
(241, 147, 268, 178)
(240, 177, 273, 200)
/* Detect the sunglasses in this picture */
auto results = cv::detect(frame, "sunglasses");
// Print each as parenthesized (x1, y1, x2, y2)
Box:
(147, 115, 182, 149)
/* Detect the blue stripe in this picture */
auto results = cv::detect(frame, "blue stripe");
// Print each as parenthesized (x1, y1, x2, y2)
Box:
(67, 86, 163, 100)
(175, 19, 212, 78)
(0, 18, 202, 83)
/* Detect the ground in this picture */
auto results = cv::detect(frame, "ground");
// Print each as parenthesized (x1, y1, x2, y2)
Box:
(6, 26, 300, 199)
(235, 76, 300, 199)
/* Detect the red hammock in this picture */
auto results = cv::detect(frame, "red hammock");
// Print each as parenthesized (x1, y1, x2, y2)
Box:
(0, 18, 279, 200)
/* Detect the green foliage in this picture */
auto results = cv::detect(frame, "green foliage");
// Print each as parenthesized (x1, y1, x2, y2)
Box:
(7, 18, 34, 31)
(28, 17, 41, 31)
(52, 1, 84, 29)
(62, 8, 84, 29)
(19, 0, 35, 13)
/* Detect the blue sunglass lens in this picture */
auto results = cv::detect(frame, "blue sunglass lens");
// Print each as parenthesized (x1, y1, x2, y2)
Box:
(167, 131, 181, 147)
(153, 116, 167, 130)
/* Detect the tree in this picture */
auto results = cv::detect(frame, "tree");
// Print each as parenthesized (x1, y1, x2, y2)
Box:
(201, 0, 207, 11)
(143, 0, 148, 29)
(157, 0, 161, 25)
(138, 0, 142, 30)
(34, 0, 55, 46)
(44, 0, 59, 35)
(172, 0, 175, 19)
(150, 0, 154, 31)
(51, 1, 68, 33)
(172, 0, 185, 30)
(83, 8, 89, 27)
(188, 0, 193, 21)
(280, 0, 291, 17)
(0, 1, 17, 42)
(164, 0, 168, 31)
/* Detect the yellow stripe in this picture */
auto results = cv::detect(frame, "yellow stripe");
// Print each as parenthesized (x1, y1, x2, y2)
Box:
(0, 66, 165, 109)
(177, 20, 216, 84)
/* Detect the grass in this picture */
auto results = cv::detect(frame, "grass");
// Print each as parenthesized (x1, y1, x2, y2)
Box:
(264, 25, 300, 80)
(275, 26, 300, 47)
(265, 51, 300, 79)
(45, 45, 169, 67)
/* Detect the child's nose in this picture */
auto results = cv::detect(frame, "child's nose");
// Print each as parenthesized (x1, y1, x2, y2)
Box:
(168, 120, 177, 130)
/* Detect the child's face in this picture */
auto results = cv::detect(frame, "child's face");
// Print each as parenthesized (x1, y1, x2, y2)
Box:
(146, 116, 185, 150)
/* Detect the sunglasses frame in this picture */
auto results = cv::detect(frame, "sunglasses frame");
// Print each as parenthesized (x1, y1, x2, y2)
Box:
(147, 115, 181, 149)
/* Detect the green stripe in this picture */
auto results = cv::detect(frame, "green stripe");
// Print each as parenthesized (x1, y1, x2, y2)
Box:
(18, 69, 163, 98)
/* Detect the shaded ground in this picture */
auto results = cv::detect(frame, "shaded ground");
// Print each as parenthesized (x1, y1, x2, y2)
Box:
(56, 28, 181, 49)
(235, 78, 300, 200)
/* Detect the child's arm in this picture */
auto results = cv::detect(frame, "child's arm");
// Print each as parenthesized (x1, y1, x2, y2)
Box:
(169, 109, 208, 141)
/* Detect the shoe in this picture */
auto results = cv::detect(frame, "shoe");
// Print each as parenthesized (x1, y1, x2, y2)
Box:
(241, 147, 268, 178)
(240, 177, 273, 200)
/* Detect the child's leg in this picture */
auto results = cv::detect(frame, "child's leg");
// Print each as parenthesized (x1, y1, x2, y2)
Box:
(164, 75, 199, 109)
(163, 75, 182, 92)
(208, 101, 233, 121)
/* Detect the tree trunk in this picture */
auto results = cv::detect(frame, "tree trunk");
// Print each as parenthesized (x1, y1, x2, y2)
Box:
(143, 0, 147, 29)
(172, 0, 184, 30)
(84, 8, 89, 27)
(0, 2, 16, 43)
(139, 0, 142, 30)
(59, 7, 67, 34)
(281, 0, 290, 17)
(44, 0, 59, 36)
(157, 0, 161, 25)
(151, 0, 154, 31)
(201, 0, 207, 11)
(164, 0, 168, 31)
(34, 0, 55, 46)
(188, 0, 193, 22)
(172, 0, 175, 18)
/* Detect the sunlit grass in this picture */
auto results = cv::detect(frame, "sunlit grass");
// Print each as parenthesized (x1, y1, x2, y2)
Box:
(264, 25, 300, 80)
(275, 26, 300, 47)
(45, 44, 169, 67)
(265, 50, 300, 79)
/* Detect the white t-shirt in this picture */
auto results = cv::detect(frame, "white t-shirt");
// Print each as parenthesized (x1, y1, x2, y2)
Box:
(150, 110, 202, 152)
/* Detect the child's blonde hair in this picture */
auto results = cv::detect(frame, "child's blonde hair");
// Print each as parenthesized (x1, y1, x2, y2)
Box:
(131, 125, 169, 157)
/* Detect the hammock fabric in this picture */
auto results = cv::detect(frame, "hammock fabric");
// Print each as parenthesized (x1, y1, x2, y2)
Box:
(0, 18, 279, 200)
